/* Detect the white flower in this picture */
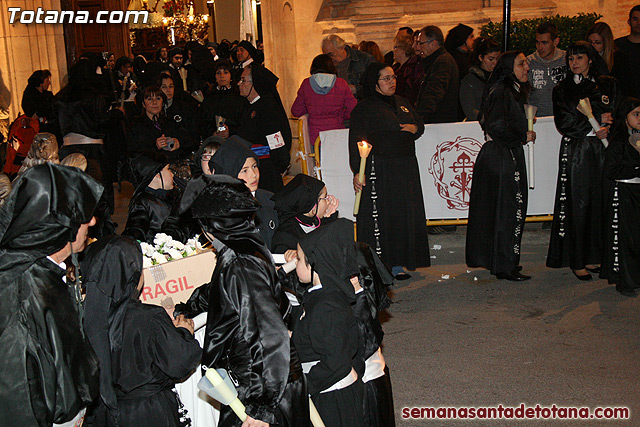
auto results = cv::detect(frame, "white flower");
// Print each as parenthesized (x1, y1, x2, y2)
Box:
(167, 248, 183, 261)
(140, 242, 155, 257)
(184, 245, 196, 256)
(142, 257, 153, 268)
(172, 241, 185, 251)
(152, 251, 168, 264)
(153, 233, 171, 247)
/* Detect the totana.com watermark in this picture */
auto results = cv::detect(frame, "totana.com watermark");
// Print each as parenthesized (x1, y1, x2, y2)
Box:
(7, 7, 148, 24)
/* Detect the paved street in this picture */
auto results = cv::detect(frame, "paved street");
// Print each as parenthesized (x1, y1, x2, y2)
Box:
(385, 224, 639, 426)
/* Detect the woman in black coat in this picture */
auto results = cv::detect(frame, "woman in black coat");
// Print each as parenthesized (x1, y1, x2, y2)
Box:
(127, 86, 192, 162)
(465, 51, 535, 281)
(349, 62, 429, 279)
(546, 41, 618, 280)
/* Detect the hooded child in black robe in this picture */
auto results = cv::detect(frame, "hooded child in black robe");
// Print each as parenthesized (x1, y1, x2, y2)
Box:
(176, 174, 309, 427)
(122, 153, 190, 243)
(271, 174, 339, 255)
(293, 218, 364, 427)
(81, 235, 201, 426)
(211, 135, 278, 250)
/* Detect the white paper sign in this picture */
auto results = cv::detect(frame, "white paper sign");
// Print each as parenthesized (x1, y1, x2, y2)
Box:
(266, 131, 285, 150)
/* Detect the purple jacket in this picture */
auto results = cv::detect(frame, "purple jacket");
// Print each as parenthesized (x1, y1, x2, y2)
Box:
(393, 55, 424, 107)
(291, 76, 357, 144)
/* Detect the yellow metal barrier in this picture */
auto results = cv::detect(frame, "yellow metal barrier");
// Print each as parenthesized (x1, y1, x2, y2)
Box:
(426, 215, 553, 226)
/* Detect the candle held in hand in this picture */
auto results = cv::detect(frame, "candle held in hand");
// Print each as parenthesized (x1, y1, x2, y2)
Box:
(524, 104, 537, 189)
(353, 141, 372, 216)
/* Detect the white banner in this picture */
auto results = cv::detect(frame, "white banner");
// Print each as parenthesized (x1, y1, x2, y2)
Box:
(320, 117, 560, 221)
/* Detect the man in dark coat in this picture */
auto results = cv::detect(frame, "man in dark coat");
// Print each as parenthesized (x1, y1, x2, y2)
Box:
(322, 34, 374, 98)
(414, 25, 460, 124)
(0, 163, 103, 426)
(236, 63, 292, 192)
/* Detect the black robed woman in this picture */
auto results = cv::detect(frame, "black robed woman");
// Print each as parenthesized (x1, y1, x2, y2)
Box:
(546, 41, 619, 280)
(81, 235, 201, 427)
(465, 51, 535, 281)
(348, 62, 429, 279)
(176, 174, 309, 427)
(600, 97, 640, 296)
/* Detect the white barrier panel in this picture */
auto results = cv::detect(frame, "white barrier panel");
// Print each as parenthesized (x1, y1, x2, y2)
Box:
(320, 117, 560, 221)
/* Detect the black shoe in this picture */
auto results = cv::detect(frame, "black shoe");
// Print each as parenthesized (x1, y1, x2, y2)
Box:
(495, 270, 531, 281)
(516, 265, 523, 272)
(394, 272, 411, 281)
(572, 270, 592, 281)
(427, 226, 444, 235)
(616, 287, 637, 297)
(585, 266, 601, 274)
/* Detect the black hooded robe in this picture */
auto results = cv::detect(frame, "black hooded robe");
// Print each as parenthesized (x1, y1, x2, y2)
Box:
(600, 136, 640, 292)
(270, 174, 337, 254)
(82, 236, 201, 427)
(176, 175, 309, 427)
(546, 75, 618, 269)
(236, 93, 292, 193)
(465, 82, 529, 275)
(292, 219, 365, 427)
(0, 164, 103, 426)
(122, 154, 190, 243)
(349, 94, 430, 270)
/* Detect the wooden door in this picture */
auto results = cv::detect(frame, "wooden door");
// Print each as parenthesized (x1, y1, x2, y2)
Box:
(62, 0, 132, 69)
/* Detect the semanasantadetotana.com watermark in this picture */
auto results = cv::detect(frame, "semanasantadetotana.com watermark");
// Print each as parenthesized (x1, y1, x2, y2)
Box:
(7, 7, 148, 24)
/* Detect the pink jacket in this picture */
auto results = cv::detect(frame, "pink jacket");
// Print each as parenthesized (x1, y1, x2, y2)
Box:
(291, 76, 357, 144)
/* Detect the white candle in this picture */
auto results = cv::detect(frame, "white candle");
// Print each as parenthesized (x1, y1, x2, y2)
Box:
(353, 141, 372, 216)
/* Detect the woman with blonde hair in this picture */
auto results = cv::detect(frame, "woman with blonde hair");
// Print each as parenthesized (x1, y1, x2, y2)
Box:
(392, 34, 424, 106)
(587, 22, 631, 95)
(16, 132, 59, 176)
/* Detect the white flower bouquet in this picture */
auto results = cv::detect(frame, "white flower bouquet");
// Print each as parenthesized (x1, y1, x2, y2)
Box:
(140, 233, 204, 268)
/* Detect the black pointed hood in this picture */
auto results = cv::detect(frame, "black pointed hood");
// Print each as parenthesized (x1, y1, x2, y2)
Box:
(0, 163, 103, 274)
(81, 235, 143, 422)
(298, 218, 359, 302)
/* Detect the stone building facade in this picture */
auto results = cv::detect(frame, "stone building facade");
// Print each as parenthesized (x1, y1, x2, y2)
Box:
(261, 0, 639, 114)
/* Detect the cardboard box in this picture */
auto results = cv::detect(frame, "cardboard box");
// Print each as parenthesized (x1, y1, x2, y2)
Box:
(140, 250, 216, 309)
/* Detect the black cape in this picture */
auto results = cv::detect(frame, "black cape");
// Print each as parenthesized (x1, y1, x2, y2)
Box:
(81, 235, 201, 427)
(293, 219, 364, 426)
(177, 175, 309, 426)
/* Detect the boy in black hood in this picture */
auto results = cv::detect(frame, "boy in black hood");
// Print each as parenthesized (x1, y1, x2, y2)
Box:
(122, 153, 190, 243)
